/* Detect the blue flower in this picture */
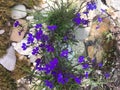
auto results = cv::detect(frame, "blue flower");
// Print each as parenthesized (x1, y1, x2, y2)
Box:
(60, 49, 68, 57)
(47, 25, 57, 31)
(74, 77, 81, 84)
(35, 58, 41, 66)
(21, 43, 27, 50)
(41, 34, 49, 42)
(57, 73, 68, 84)
(73, 17, 81, 25)
(87, 1, 97, 10)
(14, 21, 19, 27)
(83, 11, 89, 16)
(81, 18, 89, 26)
(27, 33, 34, 44)
(97, 16, 102, 22)
(32, 47, 39, 55)
(82, 63, 89, 69)
(45, 58, 58, 74)
(46, 45, 54, 52)
(35, 29, 43, 40)
(63, 36, 68, 41)
(35, 24, 42, 29)
(44, 80, 54, 89)
(85, 72, 89, 79)
(98, 62, 103, 68)
(78, 56, 85, 63)
(75, 13, 81, 17)
(104, 73, 110, 78)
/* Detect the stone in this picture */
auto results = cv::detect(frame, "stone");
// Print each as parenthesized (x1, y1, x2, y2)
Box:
(10, 19, 28, 42)
(11, 4, 27, 19)
(12, 39, 33, 56)
(0, 29, 5, 34)
(0, 46, 16, 71)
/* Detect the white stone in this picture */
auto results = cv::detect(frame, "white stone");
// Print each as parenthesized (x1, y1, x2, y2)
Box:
(12, 40, 33, 56)
(0, 46, 16, 71)
(75, 27, 90, 41)
(11, 4, 27, 19)
(0, 29, 5, 34)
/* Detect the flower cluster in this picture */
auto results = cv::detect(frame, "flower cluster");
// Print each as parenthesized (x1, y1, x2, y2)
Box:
(19, 0, 115, 90)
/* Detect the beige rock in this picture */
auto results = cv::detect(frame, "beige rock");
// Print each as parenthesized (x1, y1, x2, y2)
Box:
(10, 19, 28, 42)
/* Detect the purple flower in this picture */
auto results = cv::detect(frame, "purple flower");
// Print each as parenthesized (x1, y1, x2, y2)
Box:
(41, 34, 49, 42)
(35, 58, 41, 66)
(63, 36, 68, 41)
(21, 43, 27, 50)
(35, 24, 42, 29)
(27, 33, 34, 44)
(57, 73, 68, 84)
(35, 29, 43, 40)
(45, 58, 58, 74)
(78, 56, 85, 63)
(14, 21, 19, 27)
(83, 11, 89, 16)
(47, 25, 57, 31)
(104, 73, 110, 78)
(81, 18, 89, 26)
(98, 62, 103, 68)
(85, 72, 89, 79)
(76, 13, 81, 17)
(74, 77, 81, 84)
(49, 58, 58, 68)
(73, 17, 82, 25)
(60, 49, 69, 57)
(82, 63, 89, 69)
(46, 45, 54, 52)
(98, 16, 102, 22)
(39, 43, 45, 49)
(32, 47, 39, 55)
(44, 80, 54, 89)
(87, 1, 97, 10)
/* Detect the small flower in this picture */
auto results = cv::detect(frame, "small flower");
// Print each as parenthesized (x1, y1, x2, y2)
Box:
(32, 47, 39, 55)
(78, 56, 85, 63)
(35, 58, 41, 66)
(63, 36, 68, 41)
(104, 73, 110, 78)
(21, 43, 27, 50)
(74, 77, 81, 84)
(27, 33, 34, 44)
(46, 45, 54, 52)
(85, 72, 89, 79)
(87, 1, 97, 10)
(47, 25, 57, 31)
(82, 63, 89, 69)
(35, 23, 42, 29)
(41, 34, 49, 42)
(81, 18, 89, 26)
(97, 16, 102, 22)
(83, 11, 89, 16)
(44, 80, 54, 89)
(14, 21, 19, 27)
(73, 17, 81, 25)
(98, 62, 103, 68)
(57, 73, 68, 84)
(45, 58, 58, 74)
(75, 13, 81, 17)
(60, 49, 68, 57)
(35, 29, 43, 40)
